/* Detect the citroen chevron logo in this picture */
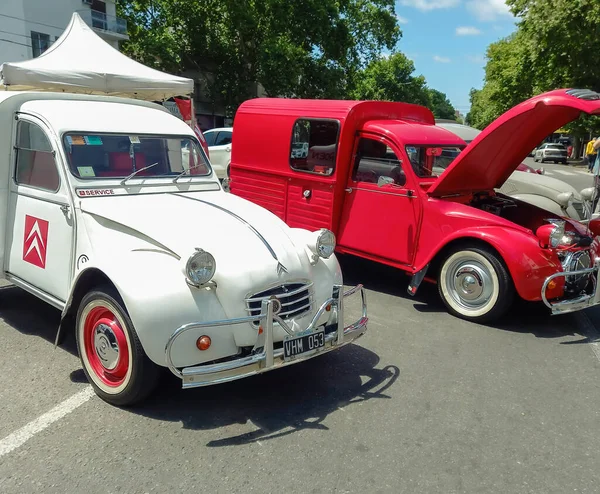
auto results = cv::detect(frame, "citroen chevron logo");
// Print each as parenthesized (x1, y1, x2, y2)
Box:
(277, 262, 288, 276)
(23, 215, 49, 269)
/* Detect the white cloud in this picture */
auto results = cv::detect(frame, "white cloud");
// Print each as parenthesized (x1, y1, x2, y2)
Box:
(466, 0, 513, 21)
(396, 15, 409, 24)
(456, 26, 482, 36)
(466, 54, 486, 64)
(433, 55, 451, 63)
(400, 0, 460, 12)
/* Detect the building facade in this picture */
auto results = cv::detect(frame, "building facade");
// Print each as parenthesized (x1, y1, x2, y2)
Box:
(0, 0, 127, 63)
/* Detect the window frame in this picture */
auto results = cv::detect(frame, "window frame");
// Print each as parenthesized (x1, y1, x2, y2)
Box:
(288, 118, 341, 176)
(214, 131, 233, 146)
(14, 120, 61, 194)
(31, 31, 50, 57)
(405, 143, 466, 179)
(60, 131, 213, 181)
(351, 136, 407, 186)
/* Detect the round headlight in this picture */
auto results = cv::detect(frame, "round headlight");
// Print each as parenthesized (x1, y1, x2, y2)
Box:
(547, 219, 566, 248)
(185, 248, 216, 286)
(315, 229, 336, 259)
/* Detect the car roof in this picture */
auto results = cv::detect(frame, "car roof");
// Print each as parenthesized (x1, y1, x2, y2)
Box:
(204, 127, 233, 133)
(18, 99, 192, 136)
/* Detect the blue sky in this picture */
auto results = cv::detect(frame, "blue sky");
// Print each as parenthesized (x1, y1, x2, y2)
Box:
(392, 0, 518, 115)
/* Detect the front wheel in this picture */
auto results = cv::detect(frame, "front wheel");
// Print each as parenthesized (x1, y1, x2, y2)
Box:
(75, 286, 160, 406)
(438, 246, 515, 323)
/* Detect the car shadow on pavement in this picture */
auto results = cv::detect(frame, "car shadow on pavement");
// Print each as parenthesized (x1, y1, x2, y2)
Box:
(129, 344, 399, 447)
(0, 284, 79, 355)
(338, 252, 596, 339)
(338, 253, 446, 313)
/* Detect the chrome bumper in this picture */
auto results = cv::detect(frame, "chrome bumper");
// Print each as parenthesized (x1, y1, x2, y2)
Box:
(541, 262, 600, 315)
(164, 285, 368, 389)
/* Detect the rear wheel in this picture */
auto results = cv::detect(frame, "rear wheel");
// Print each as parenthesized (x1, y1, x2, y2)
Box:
(438, 245, 515, 323)
(75, 286, 159, 406)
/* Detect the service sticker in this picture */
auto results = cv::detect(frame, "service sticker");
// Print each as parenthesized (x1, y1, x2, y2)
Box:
(68, 135, 86, 145)
(77, 166, 96, 177)
(84, 136, 103, 145)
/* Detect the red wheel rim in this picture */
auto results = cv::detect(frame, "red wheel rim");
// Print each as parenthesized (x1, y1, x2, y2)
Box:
(83, 305, 130, 387)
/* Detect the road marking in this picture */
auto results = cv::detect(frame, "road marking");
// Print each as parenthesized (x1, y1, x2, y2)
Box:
(0, 387, 95, 458)
(550, 170, 576, 177)
(574, 312, 600, 363)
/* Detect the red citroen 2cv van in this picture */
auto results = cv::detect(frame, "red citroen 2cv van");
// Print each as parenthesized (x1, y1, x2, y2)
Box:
(229, 89, 600, 323)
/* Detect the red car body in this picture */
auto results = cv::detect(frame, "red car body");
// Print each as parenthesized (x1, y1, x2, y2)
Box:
(229, 89, 600, 322)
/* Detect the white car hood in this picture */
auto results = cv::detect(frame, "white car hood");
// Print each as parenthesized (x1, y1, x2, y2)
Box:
(79, 190, 312, 279)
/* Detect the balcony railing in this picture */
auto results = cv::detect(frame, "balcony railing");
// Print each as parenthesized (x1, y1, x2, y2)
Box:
(78, 9, 128, 37)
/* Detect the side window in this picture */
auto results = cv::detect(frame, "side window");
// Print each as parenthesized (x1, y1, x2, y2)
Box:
(204, 131, 217, 147)
(15, 121, 60, 192)
(352, 138, 406, 186)
(290, 119, 339, 175)
(214, 131, 232, 146)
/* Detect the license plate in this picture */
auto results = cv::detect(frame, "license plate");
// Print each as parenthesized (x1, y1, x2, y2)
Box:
(283, 329, 325, 361)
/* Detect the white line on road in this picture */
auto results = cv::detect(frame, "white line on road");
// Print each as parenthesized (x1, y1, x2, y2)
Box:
(0, 387, 95, 458)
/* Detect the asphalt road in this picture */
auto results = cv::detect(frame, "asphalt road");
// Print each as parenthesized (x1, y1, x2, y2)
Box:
(523, 157, 595, 193)
(2, 257, 600, 493)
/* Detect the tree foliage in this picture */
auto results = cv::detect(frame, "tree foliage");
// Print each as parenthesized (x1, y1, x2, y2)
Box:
(467, 1, 600, 136)
(117, 0, 400, 113)
(351, 53, 457, 118)
(427, 88, 456, 119)
(351, 53, 429, 105)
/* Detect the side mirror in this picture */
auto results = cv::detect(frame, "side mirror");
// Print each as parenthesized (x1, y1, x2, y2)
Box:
(378, 176, 395, 187)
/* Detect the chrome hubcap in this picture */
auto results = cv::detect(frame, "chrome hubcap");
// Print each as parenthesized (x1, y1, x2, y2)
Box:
(447, 259, 494, 309)
(93, 323, 119, 370)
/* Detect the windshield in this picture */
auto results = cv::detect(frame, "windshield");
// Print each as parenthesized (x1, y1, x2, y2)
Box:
(405, 145, 465, 178)
(63, 133, 211, 180)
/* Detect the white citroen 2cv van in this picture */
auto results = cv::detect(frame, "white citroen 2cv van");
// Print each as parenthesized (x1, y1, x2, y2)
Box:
(0, 91, 368, 406)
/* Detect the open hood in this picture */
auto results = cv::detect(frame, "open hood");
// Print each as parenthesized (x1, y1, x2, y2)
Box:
(428, 89, 600, 197)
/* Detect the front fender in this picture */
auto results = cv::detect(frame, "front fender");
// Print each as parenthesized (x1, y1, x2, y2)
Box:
(509, 193, 566, 218)
(417, 226, 563, 302)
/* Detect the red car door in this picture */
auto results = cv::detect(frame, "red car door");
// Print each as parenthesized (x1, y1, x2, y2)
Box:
(337, 133, 420, 266)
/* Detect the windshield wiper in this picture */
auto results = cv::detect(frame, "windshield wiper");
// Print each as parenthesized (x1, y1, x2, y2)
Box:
(120, 162, 160, 185)
(172, 162, 206, 183)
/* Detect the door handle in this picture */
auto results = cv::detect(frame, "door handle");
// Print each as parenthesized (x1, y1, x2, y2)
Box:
(345, 188, 353, 193)
(60, 204, 70, 215)
(225, 146, 231, 152)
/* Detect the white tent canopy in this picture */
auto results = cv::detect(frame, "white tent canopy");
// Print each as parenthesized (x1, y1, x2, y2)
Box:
(0, 12, 194, 101)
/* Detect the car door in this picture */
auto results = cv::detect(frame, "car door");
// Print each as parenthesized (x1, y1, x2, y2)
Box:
(208, 130, 232, 177)
(5, 115, 74, 304)
(337, 134, 420, 266)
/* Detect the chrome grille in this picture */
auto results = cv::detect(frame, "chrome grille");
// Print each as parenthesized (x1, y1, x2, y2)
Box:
(245, 281, 314, 323)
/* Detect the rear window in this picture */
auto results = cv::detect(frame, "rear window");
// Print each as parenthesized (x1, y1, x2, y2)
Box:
(289, 119, 340, 176)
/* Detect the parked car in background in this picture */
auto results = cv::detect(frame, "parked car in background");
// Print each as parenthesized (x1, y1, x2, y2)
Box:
(0, 91, 368, 406)
(436, 122, 587, 221)
(204, 127, 233, 179)
(534, 142, 568, 164)
(230, 89, 600, 323)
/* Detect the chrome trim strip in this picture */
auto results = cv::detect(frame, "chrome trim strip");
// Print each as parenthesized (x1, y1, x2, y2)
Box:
(174, 193, 280, 262)
(245, 282, 314, 302)
(6, 273, 66, 311)
(245, 294, 313, 312)
(349, 187, 415, 198)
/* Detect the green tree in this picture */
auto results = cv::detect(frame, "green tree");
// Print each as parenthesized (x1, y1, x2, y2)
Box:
(350, 52, 429, 106)
(427, 88, 456, 119)
(117, 0, 400, 114)
(466, 32, 534, 130)
(468, 1, 600, 138)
